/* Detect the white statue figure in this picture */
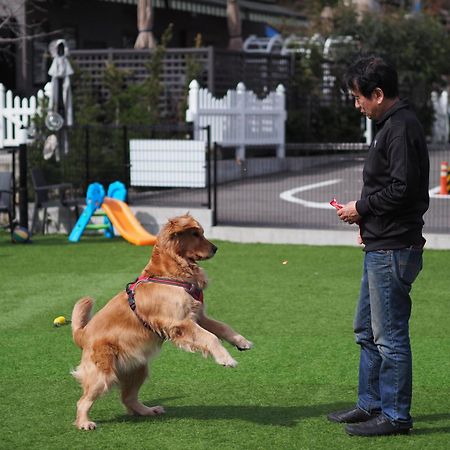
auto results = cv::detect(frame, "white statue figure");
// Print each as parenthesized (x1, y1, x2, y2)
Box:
(48, 39, 74, 126)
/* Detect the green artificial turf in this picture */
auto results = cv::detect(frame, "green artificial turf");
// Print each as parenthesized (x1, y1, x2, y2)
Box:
(0, 233, 449, 449)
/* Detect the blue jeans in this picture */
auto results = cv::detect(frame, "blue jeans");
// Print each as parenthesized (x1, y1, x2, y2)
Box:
(354, 247, 423, 425)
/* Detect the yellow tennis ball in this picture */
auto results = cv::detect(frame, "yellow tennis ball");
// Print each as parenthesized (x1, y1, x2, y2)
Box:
(53, 316, 66, 327)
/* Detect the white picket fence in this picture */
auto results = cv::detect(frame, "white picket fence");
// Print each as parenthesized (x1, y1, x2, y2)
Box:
(186, 80, 286, 159)
(0, 83, 51, 149)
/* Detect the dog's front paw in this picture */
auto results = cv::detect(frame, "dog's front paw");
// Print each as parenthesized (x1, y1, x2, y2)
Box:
(76, 420, 97, 431)
(222, 357, 238, 368)
(216, 353, 238, 368)
(235, 336, 253, 351)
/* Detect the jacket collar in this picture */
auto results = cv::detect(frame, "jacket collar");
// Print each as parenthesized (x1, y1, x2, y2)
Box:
(376, 98, 409, 126)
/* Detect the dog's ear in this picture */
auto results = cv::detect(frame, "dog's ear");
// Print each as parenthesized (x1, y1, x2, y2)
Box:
(167, 214, 201, 237)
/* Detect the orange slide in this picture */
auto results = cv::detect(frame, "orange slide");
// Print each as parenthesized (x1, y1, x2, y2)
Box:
(101, 197, 157, 246)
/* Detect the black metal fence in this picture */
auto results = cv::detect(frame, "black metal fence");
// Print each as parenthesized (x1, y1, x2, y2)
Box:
(27, 132, 450, 235)
(211, 143, 450, 235)
(212, 143, 367, 230)
(28, 123, 212, 209)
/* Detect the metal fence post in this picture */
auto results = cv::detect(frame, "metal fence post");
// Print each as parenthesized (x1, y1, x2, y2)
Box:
(18, 129, 28, 229)
(205, 125, 211, 209)
(212, 142, 218, 226)
(10, 147, 17, 220)
(84, 126, 90, 190)
(123, 125, 130, 188)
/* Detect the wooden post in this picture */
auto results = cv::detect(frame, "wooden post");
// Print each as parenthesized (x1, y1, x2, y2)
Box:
(236, 82, 245, 160)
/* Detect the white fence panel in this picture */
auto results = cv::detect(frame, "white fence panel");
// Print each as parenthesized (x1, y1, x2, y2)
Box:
(186, 80, 286, 159)
(0, 83, 49, 148)
(129, 139, 206, 188)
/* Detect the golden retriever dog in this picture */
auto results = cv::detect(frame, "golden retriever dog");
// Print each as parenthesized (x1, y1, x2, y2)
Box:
(71, 214, 252, 430)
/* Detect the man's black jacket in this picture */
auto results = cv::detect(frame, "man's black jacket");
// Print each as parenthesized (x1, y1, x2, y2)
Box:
(356, 99, 430, 251)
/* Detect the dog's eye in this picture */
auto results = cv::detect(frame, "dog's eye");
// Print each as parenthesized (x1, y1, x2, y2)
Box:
(192, 230, 200, 237)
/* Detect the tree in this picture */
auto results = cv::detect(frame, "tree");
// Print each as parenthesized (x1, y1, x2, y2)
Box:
(289, 4, 450, 139)
(0, 1, 64, 89)
(0, 0, 59, 46)
(329, 5, 450, 132)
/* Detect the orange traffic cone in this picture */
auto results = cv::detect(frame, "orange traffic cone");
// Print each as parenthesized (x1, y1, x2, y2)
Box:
(440, 161, 448, 195)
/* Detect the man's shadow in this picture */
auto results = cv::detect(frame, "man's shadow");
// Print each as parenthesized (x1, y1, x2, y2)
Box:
(104, 400, 450, 434)
(409, 413, 450, 435)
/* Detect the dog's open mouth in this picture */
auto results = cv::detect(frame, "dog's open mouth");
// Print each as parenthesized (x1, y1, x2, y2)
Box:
(189, 254, 209, 262)
(188, 251, 216, 262)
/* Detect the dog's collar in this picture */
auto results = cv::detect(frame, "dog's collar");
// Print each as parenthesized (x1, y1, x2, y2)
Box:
(125, 276, 204, 338)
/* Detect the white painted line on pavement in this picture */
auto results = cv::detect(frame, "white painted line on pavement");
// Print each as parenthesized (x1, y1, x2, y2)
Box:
(429, 186, 450, 198)
(280, 182, 448, 209)
(280, 179, 341, 209)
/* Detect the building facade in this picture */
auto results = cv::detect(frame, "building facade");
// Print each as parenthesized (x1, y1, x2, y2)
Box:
(0, 0, 306, 95)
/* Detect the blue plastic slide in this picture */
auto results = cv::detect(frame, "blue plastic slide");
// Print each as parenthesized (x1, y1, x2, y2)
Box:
(104, 181, 127, 238)
(68, 183, 106, 243)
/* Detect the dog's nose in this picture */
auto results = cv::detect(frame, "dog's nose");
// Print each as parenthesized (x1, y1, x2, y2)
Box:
(212, 244, 218, 254)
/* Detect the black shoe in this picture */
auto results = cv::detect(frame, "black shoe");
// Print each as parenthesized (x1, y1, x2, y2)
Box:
(345, 414, 412, 436)
(327, 406, 379, 424)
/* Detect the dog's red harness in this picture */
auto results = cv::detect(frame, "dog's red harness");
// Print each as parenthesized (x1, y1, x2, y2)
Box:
(125, 276, 204, 339)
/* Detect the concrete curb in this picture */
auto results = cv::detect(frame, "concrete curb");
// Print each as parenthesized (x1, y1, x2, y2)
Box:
(32, 203, 450, 250)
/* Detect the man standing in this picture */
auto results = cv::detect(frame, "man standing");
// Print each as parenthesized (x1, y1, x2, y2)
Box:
(328, 55, 429, 436)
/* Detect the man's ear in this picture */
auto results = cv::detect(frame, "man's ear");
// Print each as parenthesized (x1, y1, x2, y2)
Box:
(373, 87, 384, 105)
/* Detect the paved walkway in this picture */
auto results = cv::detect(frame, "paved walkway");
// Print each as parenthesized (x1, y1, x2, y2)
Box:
(209, 224, 450, 250)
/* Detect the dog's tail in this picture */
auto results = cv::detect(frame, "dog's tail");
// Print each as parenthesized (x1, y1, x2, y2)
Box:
(71, 296, 94, 349)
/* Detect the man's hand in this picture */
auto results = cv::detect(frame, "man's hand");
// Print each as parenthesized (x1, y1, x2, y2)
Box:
(337, 201, 361, 225)
(357, 232, 364, 245)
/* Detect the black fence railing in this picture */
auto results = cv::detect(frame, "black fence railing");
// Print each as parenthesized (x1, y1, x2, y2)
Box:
(210, 143, 450, 234)
(28, 123, 216, 210)
(26, 133, 450, 234)
(212, 143, 366, 230)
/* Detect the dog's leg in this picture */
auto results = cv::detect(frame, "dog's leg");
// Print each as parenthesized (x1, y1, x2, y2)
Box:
(76, 386, 104, 430)
(169, 321, 238, 367)
(198, 315, 253, 351)
(120, 365, 165, 416)
(74, 368, 113, 430)
(73, 344, 118, 430)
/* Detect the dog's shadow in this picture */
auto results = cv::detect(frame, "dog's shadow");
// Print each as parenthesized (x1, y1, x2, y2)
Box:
(107, 400, 352, 427)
